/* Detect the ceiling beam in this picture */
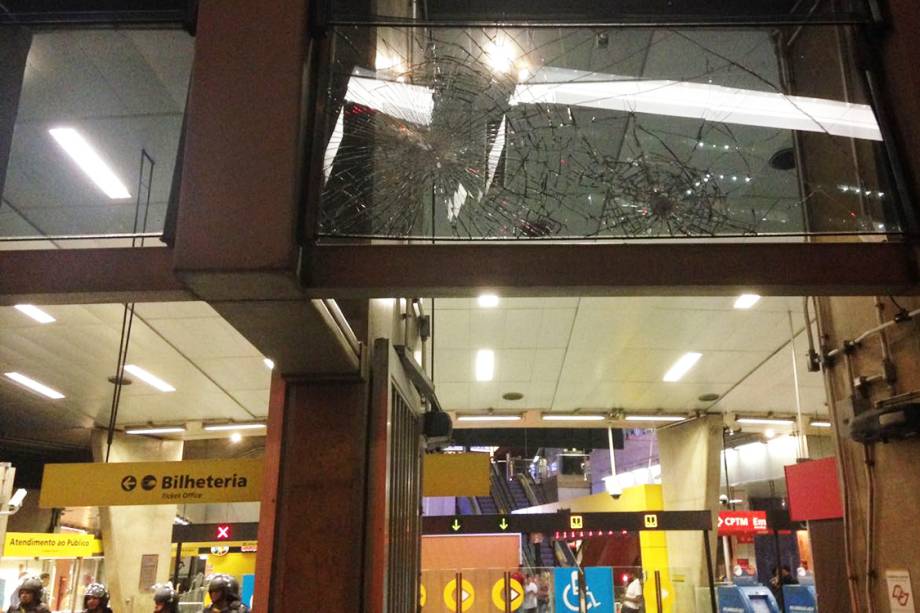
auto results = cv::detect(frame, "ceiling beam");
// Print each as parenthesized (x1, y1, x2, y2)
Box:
(0, 247, 193, 305)
(302, 241, 920, 297)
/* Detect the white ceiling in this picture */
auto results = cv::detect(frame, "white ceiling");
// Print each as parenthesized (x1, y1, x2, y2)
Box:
(432, 296, 827, 417)
(0, 301, 271, 435)
(0, 29, 193, 245)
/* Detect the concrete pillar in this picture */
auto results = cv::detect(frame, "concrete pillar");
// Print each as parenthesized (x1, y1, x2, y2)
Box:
(815, 296, 920, 611)
(252, 374, 370, 611)
(657, 415, 722, 611)
(90, 432, 182, 613)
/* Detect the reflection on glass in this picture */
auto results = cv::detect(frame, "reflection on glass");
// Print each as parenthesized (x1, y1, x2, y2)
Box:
(0, 29, 193, 247)
(318, 26, 900, 240)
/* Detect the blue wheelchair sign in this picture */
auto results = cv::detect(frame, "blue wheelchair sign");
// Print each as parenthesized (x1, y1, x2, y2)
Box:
(553, 567, 615, 613)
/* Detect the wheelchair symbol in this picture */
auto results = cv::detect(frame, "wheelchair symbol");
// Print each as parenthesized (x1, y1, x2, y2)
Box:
(561, 571, 601, 611)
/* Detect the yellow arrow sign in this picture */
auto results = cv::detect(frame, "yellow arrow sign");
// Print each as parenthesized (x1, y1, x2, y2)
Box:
(451, 518, 462, 532)
(444, 578, 475, 612)
(491, 577, 524, 611)
(498, 516, 510, 531)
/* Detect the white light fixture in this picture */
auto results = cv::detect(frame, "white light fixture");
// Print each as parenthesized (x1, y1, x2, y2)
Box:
(541, 414, 605, 421)
(736, 417, 795, 426)
(14, 305, 55, 324)
(229, 432, 243, 444)
(733, 294, 761, 309)
(764, 428, 776, 439)
(663, 352, 702, 382)
(810, 420, 832, 428)
(624, 414, 687, 422)
(125, 426, 186, 435)
(475, 349, 495, 382)
(123, 365, 175, 392)
(457, 414, 522, 422)
(414, 348, 423, 364)
(485, 40, 516, 74)
(263, 358, 275, 370)
(478, 294, 500, 308)
(48, 128, 131, 199)
(203, 423, 267, 432)
(4, 372, 65, 399)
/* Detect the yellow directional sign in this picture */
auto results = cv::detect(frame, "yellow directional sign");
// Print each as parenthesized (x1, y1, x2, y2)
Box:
(644, 514, 659, 528)
(444, 578, 475, 612)
(570, 514, 584, 529)
(491, 577, 524, 611)
(3, 532, 96, 558)
(450, 518, 463, 532)
(420, 584, 427, 607)
(498, 516, 510, 531)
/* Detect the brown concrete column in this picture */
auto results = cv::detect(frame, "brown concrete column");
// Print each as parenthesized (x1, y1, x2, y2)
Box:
(816, 296, 920, 611)
(252, 374, 371, 611)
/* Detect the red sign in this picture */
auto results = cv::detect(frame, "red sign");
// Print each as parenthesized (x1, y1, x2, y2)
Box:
(215, 524, 232, 540)
(718, 511, 769, 536)
(785, 458, 844, 521)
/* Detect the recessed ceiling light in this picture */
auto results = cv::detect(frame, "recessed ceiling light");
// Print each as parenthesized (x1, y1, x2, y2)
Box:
(478, 294, 500, 308)
(624, 414, 686, 422)
(123, 365, 175, 392)
(203, 423, 266, 432)
(734, 294, 761, 309)
(698, 393, 720, 402)
(541, 414, 605, 421)
(229, 432, 243, 444)
(663, 352, 702, 382)
(125, 426, 186, 435)
(263, 358, 275, 370)
(48, 127, 131, 199)
(764, 428, 776, 439)
(14, 305, 55, 324)
(4, 372, 65, 399)
(457, 414, 522, 422)
(475, 349, 495, 382)
(502, 392, 524, 401)
(736, 417, 795, 426)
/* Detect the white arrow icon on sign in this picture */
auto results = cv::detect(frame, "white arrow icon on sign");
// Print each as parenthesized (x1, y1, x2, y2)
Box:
(461, 589, 471, 602)
(510, 587, 520, 600)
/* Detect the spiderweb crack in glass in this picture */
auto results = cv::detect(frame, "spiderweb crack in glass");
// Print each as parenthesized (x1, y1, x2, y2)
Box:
(318, 27, 897, 240)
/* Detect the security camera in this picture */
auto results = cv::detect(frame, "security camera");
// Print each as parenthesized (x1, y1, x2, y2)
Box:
(603, 476, 623, 499)
(1, 488, 27, 516)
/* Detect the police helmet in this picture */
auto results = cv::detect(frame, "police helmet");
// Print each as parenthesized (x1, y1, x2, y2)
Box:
(83, 583, 110, 608)
(207, 574, 241, 602)
(18, 576, 44, 598)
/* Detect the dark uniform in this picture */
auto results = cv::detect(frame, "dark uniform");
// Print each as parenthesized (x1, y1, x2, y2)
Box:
(202, 575, 250, 613)
(6, 577, 51, 613)
(153, 583, 179, 613)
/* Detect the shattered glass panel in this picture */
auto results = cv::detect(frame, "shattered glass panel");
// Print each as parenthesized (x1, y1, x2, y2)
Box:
(317, 26, 902, 240)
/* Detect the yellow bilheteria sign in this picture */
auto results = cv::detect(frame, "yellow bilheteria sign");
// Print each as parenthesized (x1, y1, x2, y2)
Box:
(40, 459, 263, 507)
(4, 533, 95, 558)
(423, 453, 491, 497)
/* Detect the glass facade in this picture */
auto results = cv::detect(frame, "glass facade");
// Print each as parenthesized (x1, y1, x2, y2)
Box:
(314, 24, 904, 241)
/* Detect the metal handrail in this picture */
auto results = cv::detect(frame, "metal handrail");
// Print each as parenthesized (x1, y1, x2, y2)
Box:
(489, 463, 514, 514)
(516, 472, 544, 506)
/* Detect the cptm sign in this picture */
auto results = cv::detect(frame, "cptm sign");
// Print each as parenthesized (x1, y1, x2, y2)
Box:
(718, 511, 769, 536)
(40, 459, 263, 507)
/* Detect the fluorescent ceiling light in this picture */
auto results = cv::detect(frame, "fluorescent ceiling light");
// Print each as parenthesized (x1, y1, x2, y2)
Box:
(48, 128, 132, 199)
(734, 294, 761, 309)
(4, 372, 65, 399)
(736, 417, 795, 426)
(509, 67, 882, 141)
(203, 423, 267, 432)
(541, 414, 605, 421)
(457, 414, 522, 422)
(478, 294, 500, 308)
(229, 432, 243, 444)
(624, 414, 686, 422)
(475, 349, 495, 382)
(663, 352, 702, 382)
(14, 305, 55, 324)
(810, 420, 832, 428)
(263, 358, 275, 370)
(123, 365, 175, 392)
(125, 426, 186, 435)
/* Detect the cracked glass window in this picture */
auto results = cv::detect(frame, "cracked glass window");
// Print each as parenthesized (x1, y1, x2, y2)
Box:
(316, 26, 902, 240)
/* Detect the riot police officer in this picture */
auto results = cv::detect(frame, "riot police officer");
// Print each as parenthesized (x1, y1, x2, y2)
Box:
(82, 583, 112, 613)
(203, 575, 249, 613)
(152, 583, 179, 613)
(6, 576, 50, 613)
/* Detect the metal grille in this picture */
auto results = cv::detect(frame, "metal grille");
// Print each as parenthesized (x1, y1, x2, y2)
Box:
(387, 387, 423, 612)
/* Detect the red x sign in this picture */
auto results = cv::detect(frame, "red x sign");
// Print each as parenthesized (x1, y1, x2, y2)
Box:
(216, 524, 232, 540)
